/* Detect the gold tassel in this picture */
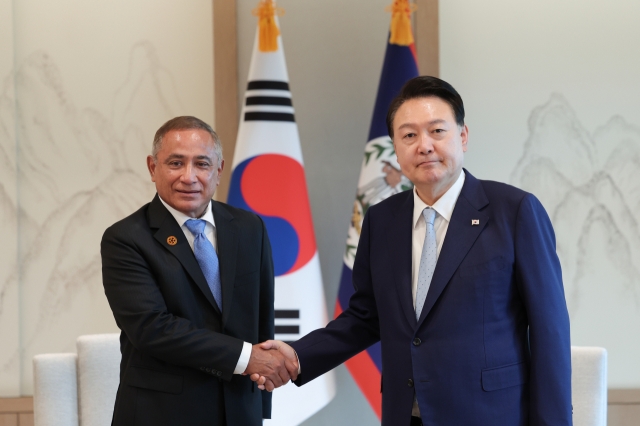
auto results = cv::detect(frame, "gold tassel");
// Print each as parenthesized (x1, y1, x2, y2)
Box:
(386, 0, 417, 46)
(252, 0, 285, 52)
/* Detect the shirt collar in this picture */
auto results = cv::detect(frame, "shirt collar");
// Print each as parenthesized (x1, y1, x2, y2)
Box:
(158, 196, 216, 229)
(413, 170, 466, 228)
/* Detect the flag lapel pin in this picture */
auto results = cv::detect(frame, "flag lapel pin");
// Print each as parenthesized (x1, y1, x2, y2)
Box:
(471, 219, 480, 225)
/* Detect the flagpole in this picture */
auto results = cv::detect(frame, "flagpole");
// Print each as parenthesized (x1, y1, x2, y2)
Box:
(213, 0, 239, 202)
(414, 0, 439, 77)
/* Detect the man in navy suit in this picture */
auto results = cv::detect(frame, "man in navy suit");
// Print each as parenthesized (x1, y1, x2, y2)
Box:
(254, 77, 572, 425)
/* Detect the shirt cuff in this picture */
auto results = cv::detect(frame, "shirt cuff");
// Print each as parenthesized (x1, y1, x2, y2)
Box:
(233, 341, 252, 374)
(294, 349, 301, 375)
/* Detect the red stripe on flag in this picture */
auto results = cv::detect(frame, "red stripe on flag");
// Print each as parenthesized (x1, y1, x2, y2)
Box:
(409, 42, 418, 64)
(334, 302, 382, 419)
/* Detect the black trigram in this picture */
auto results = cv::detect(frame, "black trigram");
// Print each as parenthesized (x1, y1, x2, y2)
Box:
(274, 309, 300, 344)
(243, 80, 295, 122)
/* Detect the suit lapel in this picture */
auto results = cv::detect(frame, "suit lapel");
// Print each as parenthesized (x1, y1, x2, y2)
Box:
(148, 195, 221, 315)
(211, 201, 238, 326)
(417, 170, 489, 326)
(387, 192, 418, 329)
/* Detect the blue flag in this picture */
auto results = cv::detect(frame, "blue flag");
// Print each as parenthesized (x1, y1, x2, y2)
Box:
(334, 29, 419, 420)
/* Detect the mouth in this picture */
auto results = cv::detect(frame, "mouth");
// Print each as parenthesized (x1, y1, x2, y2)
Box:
(417, 159, 440, 167)
(176, 189, 201, 195)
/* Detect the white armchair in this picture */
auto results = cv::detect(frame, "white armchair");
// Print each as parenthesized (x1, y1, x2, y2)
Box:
(33, 334, 120, 426)
(33, 353, 78, 426)
(571, 346, 608, 426)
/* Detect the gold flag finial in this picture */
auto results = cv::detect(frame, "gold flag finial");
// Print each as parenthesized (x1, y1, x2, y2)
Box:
(386, 0, 417, 46)
(252, 0, 285, 52)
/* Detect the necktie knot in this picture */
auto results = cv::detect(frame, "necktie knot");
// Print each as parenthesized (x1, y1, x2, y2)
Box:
(185, 219, 206, 236)
(422, 208, 436, 226)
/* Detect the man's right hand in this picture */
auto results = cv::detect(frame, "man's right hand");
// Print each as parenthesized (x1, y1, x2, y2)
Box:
(244, 342, 298, 391)
(248, 340, 299, 391)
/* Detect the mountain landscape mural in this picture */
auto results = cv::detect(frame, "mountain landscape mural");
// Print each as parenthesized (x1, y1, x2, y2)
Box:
(512, 94, 640, 386)
(0, 42, 182, 393)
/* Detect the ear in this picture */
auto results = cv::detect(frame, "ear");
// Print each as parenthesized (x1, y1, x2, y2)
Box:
(460, 125, 469, 152)
(147, 155, 157, 182)
(216, 159, 225, 185)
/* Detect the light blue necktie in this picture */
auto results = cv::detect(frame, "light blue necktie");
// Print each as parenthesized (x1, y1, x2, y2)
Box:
(415, 208, 437, 320)
(185, 219, 222, 312)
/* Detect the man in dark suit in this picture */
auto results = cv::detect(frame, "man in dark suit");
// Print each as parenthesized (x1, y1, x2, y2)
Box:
(254, 77, 572, 425)
(101, 116, 296, 425)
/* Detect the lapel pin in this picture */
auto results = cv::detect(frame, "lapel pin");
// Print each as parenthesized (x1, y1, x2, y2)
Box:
(167, 236, 178, 246)
(471, 219, 480, 226)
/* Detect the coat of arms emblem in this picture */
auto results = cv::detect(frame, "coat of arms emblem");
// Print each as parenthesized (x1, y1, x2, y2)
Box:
(345, 137, 413, 265)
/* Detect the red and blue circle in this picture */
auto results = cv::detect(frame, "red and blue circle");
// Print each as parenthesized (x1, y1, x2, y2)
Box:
(228, 154, 316, 276)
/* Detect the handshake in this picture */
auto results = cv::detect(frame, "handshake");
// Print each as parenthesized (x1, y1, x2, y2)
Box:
(244, 340, 299, 392)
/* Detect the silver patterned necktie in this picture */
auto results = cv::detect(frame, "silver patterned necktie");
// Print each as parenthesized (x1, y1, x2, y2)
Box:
(185, 219, 222, 312)
(415, 208, 437, 320)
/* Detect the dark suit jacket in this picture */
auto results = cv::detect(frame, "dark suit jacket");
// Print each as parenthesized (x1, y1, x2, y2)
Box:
(291, 170, 572, 426)
(101, 195, 274, 426)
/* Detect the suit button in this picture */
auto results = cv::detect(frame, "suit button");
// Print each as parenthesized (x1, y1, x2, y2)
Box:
(413, 338, 421, 346)
(408, 379, 414, 387)
(217, 371, 222, 377)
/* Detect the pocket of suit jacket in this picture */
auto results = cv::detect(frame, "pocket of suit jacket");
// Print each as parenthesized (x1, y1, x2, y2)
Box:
(481, 361, 528, 391)
(459, 256, 510, 278)
(125, 366, 183, 394)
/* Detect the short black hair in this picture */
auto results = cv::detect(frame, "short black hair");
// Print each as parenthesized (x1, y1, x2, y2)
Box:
(386, 76, 465, 137)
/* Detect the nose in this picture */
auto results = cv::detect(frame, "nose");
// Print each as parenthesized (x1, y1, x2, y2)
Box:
(417, 132, 434, 155)
(180, 163, 198, 184)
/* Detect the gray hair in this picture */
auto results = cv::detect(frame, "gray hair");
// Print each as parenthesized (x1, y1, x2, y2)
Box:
(152, 116, 223, 167)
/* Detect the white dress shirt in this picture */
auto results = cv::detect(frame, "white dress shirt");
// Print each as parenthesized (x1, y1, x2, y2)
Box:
(411, 170, 466, 309)
(159, 197, 252, 374)
(410, 170, 465, 417)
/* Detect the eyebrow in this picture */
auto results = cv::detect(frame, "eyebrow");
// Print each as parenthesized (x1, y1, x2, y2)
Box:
(397, 119, 447, 130)
(165, 154, 185, 160)
(164, 154, 214, 162)
(194, 155, 213, 161)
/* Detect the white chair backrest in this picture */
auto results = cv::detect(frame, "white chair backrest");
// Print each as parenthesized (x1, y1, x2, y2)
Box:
(33, 353, 79, 426)
(76, 333, 121, 426)
(571, 346, 607, 426)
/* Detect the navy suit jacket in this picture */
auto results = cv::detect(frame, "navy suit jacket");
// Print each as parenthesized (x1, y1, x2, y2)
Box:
(101, 195, 274, 426)
(291, 170, 572, 426)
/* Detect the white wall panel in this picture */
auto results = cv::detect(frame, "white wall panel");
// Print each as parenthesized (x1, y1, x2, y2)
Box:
(441, 0, 640, 388)
(0, 0, 214, 395)
(0, 0, 20, 398)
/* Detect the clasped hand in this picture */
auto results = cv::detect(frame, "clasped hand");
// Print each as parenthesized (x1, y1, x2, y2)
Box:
(244, 340, 298, 392)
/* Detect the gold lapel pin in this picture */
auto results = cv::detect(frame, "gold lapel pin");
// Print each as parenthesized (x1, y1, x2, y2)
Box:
(167, 236, 178, 246)
(471, 219, 480, 225)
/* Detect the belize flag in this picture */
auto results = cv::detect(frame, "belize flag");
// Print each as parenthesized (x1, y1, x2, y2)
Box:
(335, 2, 419, 420)
(227, 3, 335, 425)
